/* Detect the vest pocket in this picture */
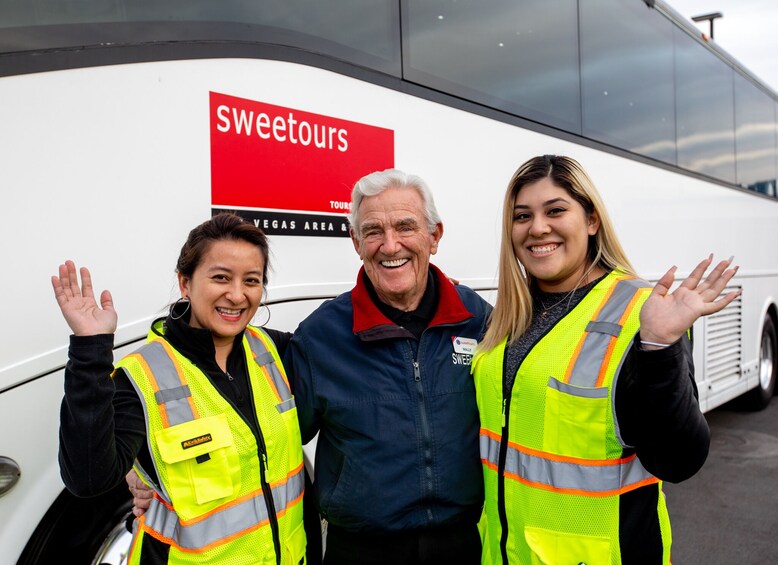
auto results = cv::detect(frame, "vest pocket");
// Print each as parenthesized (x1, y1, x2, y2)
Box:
(525, 525, 611, 565)
(543, 377, 608, 460)
(283, 520, 307, 565)
(155, 414, 239, 505)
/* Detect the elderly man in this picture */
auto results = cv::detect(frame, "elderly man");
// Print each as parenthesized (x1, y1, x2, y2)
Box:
(286, 169, 491, 564)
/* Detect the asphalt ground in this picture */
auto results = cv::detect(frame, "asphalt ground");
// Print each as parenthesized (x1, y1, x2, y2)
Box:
(663, 398, 778, 564)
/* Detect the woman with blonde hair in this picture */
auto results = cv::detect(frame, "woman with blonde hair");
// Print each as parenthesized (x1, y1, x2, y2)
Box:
(474, 155, 738, 564)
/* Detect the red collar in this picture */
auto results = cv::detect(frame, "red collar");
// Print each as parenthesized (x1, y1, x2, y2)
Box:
(351, 264, 474, 334)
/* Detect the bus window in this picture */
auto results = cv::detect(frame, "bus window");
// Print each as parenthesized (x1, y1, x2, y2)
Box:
(403, 0, 581, 134)
(734, 73, 778, 192)
(675, 24, 736, 184)
(580, 0, 676, 165)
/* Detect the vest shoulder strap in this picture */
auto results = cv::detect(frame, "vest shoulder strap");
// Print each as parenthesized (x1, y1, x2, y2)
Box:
(245, 327, 295, 412)
(565, 275, 651, 388)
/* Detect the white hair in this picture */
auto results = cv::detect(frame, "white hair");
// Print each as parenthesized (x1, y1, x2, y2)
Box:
(349, 168, 442, 235)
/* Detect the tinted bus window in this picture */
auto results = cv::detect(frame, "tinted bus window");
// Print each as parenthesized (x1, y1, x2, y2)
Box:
(580, 0, 675, 164)
(734, 74, 777, 194)
(0, 0, 401, 74)
(674, 27, 736, 183)
(403, 0, 580, 133)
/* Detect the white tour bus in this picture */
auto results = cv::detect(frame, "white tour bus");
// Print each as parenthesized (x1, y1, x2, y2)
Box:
(1, 0, 777, 562)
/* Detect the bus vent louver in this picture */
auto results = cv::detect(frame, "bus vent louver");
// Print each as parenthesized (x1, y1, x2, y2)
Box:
(703, 287, 742, 382)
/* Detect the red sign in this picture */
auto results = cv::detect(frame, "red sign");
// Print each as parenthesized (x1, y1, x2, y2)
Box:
(210, 92, 394, 215)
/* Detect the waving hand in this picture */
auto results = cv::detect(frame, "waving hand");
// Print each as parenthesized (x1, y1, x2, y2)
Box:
(51, 260, 117, 336)
(639, 255, 739, 349)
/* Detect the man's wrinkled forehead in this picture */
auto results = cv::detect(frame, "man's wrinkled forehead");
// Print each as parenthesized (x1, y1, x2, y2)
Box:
(356, 188, 425, 222)
(358, 215, 421, 236)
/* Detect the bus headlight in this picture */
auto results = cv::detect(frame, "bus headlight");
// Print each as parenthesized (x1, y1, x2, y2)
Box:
(0, 457, 21, 497)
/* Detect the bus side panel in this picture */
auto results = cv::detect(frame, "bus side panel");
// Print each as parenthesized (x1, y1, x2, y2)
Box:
(0, 372, 64, 560)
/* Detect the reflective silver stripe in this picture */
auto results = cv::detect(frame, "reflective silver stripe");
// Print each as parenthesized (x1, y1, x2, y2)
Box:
(585, 321, 621, 337)
(155, 385, 191, 404)
(245, 330, 293, 404)
(547, 377, 607, 398)
(276, 397, 297, 414)
(567, 278, 650, 388)
(480, 434, 654, 495)
(140, 341, 195, 426)
(143, 465, 305, 550)
(254, 350, 274, 367)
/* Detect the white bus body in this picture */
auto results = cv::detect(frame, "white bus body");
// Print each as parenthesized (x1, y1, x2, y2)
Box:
(1, 0, 777, 561)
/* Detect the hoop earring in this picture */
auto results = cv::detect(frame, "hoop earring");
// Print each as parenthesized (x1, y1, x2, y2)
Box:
(170, 297, 191, 321)
(255, 303, 271, 327)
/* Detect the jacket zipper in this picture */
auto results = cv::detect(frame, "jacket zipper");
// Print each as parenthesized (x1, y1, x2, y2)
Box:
(412, 358, 436, 522)
(411, 318, 475, 525)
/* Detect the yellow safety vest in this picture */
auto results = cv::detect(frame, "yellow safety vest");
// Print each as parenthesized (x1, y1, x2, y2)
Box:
(473, 272, 672, 565)
(117, 324, 306, 565)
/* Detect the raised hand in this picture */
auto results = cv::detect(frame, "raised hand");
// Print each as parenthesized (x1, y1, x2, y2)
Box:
(51, 260, 117, 336)
(639, 255, 740, 348)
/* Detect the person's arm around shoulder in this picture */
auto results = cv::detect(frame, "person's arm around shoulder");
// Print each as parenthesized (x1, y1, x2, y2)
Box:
(450, 278, 494, 323)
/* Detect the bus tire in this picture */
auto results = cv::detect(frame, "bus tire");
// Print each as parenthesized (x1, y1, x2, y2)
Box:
(17, 482, 132, 565)
(744, 314, 777, 411)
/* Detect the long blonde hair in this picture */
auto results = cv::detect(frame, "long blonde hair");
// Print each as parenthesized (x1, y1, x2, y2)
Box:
(480, 155, 636, 352)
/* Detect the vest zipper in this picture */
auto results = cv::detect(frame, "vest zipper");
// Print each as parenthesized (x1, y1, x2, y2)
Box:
(497, 352, 515, 565)
(496, 327, 552, 563)
(244, 370, 283, 565)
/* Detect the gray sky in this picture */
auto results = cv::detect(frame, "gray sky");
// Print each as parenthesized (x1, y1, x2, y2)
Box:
(667, 0, 778, 94)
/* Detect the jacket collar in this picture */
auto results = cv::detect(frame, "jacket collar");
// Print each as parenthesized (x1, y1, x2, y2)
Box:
(351, 263, 474, 337)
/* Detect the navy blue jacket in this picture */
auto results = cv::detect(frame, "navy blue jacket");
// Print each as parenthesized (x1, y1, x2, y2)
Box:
(285, 265, 492, 533)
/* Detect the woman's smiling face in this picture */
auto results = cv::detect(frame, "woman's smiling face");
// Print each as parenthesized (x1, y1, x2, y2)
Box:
(511, 177, 601, 293)
(178, 239, 265, 347)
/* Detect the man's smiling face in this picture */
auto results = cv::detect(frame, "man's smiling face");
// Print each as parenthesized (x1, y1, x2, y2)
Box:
(350, 186, 442, 311)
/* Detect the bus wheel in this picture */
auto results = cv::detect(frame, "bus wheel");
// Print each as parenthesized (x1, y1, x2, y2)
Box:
(91, 511, 135, 564)
(745, 315, 777, 411)
(17, 482, 132, 565)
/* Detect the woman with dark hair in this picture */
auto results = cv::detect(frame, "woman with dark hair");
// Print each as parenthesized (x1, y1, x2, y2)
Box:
(474, 155, 739, 564)
(53, 212, 307, 564)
